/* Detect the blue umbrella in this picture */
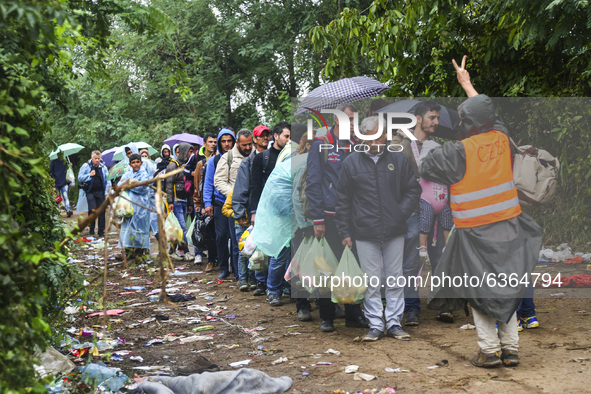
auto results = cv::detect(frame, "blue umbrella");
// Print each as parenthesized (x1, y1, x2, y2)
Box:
(295, 77, 390, 115)
(376, 99, 460, 139)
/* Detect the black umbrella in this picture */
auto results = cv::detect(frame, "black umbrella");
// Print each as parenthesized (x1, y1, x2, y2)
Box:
(376, 99, 460, 139)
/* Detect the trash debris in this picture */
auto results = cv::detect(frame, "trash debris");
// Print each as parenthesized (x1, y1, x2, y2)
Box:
(302, 372, 310, 376)
(459, 324, 476, 330)
(272, 357, 288, 365)
(550, 292, 565, 297)
(353, 372, 376, 381)
(192, 325, 214, 332)
(427, 360, 449, 369)
(570, 357, 590, 363)
(144, 338, 164, 347)
(34, 346, 76, 376)
(130, 356, 144, 362)
(179, 335, 214, 344)
(225, 314, 236, 319)
(229, 359, 251, 368)
(155, 314, 169, 321)
(79, 362, 128, 391)
(168, 294, 197, 302)
(187, 305, 210, 312)
(86, 309, 125, 318)
(344, 365, 359, 374)
(385, 367, 409, 373)
(124, 286, 145, 291)
(565, 256, 585, 265)
(316, 361, 333, 365)
(325, 348, 341, 355)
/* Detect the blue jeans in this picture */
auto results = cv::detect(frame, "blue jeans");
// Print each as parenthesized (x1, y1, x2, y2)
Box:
(235, 223, 255, 284)
(402, 213, 420, 311)
(517, 284, 536, 319)
(266, 246, 291, 296)
(229, 217, 239, 280)
(173, 201, 188, 250)
(58, 185, 71, 211)
(213, 201, 230, 273)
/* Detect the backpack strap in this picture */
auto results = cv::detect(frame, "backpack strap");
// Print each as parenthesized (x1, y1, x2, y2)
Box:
(262, 149, 271, 175)
(226, 149, 233, 172)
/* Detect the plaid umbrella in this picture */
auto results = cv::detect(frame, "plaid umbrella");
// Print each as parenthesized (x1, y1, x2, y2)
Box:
(376, 99, 460, 139)
(107, 160, 129, 181)
(295, 77, 390, 115)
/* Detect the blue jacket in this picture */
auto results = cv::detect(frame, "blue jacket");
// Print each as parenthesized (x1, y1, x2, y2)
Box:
(305, 128, 355, 224)
(203, 128, 235, 207)
(78, 160, 110, 196)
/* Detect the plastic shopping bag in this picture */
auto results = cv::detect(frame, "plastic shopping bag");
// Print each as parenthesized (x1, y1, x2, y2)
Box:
(331, 246, 367, 304)
(66, 166, 75, 184)
(240, 228, 256, 258)
(186, 215, 195, 246)
(285, 236, 313, 281)
(113, 192, 134, 218)
(291, 237, 337, 294)
(192, 213, 215, 251)
(164, 212, 184, 244)
(248, 249, 268, 271)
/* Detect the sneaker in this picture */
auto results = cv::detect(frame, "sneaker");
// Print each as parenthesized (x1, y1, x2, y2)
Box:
(253, 283, 267, 296)
(436, 311, 455, 323)
(67, 210, 73, 218)
(194, 255, 203, 264)
(205, 262, 214, 273)
(239, 282, 249, 292)
(170, 251, 184, 261)
(249, 281, 257, 290)
(471, 351, 502, 368)
(282, 287, 291, 298)
(184, 252, 195, 261)
(521, 316, 539, 329)
(320, 320, 335, 332)
(362, 328, 384, 342)
(501, 350, 519, 367)
(405, 309, 420, 326)
(517, 317, 523, 332)
(297, 308, 312, 322)
(386, 325, 411, 340)
(267, 293, 283, 307)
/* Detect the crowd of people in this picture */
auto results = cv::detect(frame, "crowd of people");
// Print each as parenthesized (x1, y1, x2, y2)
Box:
(49, 57, 542, 369)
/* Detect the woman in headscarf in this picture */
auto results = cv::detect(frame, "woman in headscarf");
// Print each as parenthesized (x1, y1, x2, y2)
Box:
(119, 154, 152, 263)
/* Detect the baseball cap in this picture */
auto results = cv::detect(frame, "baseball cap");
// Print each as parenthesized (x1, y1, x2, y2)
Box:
(253, 125, 270, 137)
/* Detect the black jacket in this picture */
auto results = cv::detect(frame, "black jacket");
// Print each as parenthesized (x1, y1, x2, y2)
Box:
(166, 143, 192, 204)
(335, 150, 420, 242)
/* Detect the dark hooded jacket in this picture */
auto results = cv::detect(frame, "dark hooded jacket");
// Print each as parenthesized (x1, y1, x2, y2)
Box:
(420, 94, 542, 323)
(166, 143, 192, 204)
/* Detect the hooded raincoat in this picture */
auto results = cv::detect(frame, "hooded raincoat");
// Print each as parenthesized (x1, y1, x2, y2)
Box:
(419, 95, 543, 323)
(118, 164, 151, 249)
(76, 159, 110, 214)
(203, 129, 236, 207)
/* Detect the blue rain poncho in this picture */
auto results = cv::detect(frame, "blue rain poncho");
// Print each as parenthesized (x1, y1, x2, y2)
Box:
(251, 158, 292, 257)
(118, 166, 151, 249)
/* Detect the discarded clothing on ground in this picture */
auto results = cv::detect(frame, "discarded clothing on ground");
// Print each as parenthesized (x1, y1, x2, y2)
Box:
(167, 294, 196, 303)
(134, 368, 292, 394)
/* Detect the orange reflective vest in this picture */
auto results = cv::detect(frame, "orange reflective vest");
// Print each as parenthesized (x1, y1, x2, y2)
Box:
(450, 130, 522, 228)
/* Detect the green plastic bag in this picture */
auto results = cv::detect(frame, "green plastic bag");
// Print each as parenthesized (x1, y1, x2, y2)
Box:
(248, 249, 268, 271)
(294, 237, 338, 294)
(186, 215, 195, 246)
(331, 245, 367, 304)
(164, 212, 184, 244)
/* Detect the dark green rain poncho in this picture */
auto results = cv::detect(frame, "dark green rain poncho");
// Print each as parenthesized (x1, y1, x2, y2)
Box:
(419, 94, 543, 323)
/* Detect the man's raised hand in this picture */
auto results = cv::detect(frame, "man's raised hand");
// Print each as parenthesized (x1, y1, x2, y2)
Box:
(452, 55, 478, 97)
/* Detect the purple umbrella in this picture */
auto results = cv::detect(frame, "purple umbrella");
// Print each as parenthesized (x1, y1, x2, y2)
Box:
(101, 146, 119, 167)
(164, 133, 204, 148)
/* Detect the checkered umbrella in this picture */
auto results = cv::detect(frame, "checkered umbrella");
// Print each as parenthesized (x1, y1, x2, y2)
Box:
(295, 77, 390, 115)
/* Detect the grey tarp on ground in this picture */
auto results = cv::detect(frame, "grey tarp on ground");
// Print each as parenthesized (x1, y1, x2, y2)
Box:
(419, 95, 543, 324)
(137, 368, 292, 394)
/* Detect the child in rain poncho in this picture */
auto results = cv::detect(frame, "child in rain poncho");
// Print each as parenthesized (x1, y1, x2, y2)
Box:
(118, 154, 152, 263)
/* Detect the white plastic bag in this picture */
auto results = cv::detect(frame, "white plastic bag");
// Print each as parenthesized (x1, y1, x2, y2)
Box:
(113, 192, 134, 218)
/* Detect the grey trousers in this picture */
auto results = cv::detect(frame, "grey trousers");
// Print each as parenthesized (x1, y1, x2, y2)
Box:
(356, 236, 405, 331)
(472, 308, 519, 353)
